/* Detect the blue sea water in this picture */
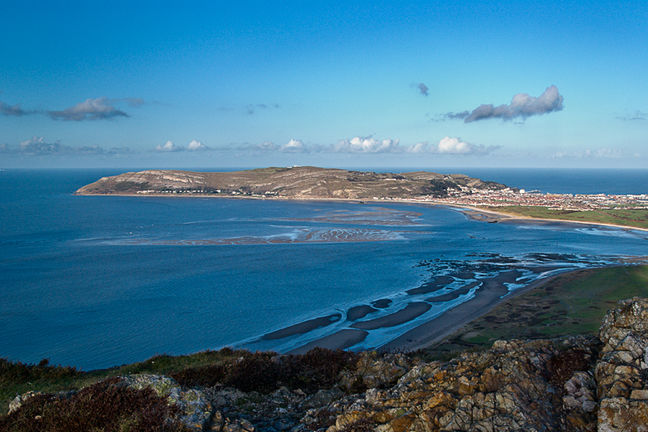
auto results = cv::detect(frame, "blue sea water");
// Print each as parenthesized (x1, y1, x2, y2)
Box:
(0, 168, 647, 370)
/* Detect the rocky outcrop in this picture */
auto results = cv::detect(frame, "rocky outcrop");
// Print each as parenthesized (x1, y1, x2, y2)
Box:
(120, 374, 213, 431)
(327, 337, 600, 432)
(595, 297, 648, 432)
(6, 298, 648, 432)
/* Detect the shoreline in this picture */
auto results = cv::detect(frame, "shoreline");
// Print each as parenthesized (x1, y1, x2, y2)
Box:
(378, 268, 577, 352)
(255, 267, 592, 356)
(75, 191, 648, 233)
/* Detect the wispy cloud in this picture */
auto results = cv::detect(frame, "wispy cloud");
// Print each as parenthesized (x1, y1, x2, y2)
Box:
(616, 110, 646, 121)
(155, 139, 210, 152)
(0, 100, 31, 116)
(444, 85, 564, 123)
(49, 97, 129, 121)
(1, 96, 143, 120)
(417, 83, 429, 96)
(246, 103, 280, 115)
(551, 148, 626, 159)
(0, 137, 131, 155)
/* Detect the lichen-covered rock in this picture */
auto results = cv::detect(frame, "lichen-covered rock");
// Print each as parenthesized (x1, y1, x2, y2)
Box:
(562, 371, 597, 431)
(339, 352, 415, 392)
(120, 374, 212, 431)
(596, 297, 648, 432)
(328, 337, 599, 432)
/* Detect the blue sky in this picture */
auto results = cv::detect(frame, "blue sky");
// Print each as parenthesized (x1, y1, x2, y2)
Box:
(1, 0, 646, 168)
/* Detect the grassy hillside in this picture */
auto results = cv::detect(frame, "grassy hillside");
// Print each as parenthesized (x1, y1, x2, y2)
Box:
(485, 206, 648, 229)
(432, 265, 648, 358)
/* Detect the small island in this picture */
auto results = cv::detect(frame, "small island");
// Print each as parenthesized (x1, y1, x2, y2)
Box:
(77, 166, 648, 230)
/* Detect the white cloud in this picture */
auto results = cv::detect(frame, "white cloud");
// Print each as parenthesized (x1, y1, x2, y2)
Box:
(407, 137, 498, 155)
(281, 139, 306, 152)
(156, 140, 182, 152)
(437, 136, 472, 154)
(187, 139, 207, 151)
(334, 136, 401, 153)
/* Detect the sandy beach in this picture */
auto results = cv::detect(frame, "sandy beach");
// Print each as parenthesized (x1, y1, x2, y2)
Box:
(447, 203, 648, 233)
(260, 268, 582, 354)
(379, 269, 567, 352)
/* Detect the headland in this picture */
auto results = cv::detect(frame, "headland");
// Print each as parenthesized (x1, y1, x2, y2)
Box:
(76, 166, 648, 231)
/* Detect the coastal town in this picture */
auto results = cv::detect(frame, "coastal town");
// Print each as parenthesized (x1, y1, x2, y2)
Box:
(433, 187, 648, 211)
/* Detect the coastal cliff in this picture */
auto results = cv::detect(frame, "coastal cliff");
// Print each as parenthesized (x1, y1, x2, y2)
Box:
(4, 298, 648, 431)
(75, 167, 510, 199)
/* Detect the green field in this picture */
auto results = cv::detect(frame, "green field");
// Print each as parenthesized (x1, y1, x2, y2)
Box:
(483, 206, 648, 229)
(431, 265, 648, 358)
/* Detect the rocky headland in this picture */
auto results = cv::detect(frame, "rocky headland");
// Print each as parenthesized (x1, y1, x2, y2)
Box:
(4, 297, 648, 432)
(74, 167, 510, 199)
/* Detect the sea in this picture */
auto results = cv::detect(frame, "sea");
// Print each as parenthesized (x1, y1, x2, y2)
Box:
(0, 168, 647, 370)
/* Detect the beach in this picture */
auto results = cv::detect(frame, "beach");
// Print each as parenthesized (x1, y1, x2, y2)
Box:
(253, 263, 614, 355)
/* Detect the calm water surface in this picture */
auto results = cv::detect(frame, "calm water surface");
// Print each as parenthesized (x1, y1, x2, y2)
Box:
(0, 169, 646, 369)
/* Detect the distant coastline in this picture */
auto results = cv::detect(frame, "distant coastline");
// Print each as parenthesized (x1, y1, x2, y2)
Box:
(75, 167, 648, 232)
(77, 190, 648, 233)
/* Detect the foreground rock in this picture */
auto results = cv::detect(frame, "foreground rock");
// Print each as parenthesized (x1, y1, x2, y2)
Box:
(596, 298, 648, 431)
(5, 298, 648, 431)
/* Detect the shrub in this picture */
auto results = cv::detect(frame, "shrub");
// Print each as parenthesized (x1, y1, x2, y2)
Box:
(0, 378, 188, 432)
(172, 348, 358, 393)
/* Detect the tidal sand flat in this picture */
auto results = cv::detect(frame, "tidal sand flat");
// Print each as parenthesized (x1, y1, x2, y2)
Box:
(380, 270, 524, 351)
(246, 254, 624, 355)
(426, 281, 481, 303)
(346, 305, 378, 321)
(406, 276, 455, 295)
(262, 314, 341, 340)
(288, 329, 369, 354)
(351, 302, 432, 330)
(371, 299, 392, 309)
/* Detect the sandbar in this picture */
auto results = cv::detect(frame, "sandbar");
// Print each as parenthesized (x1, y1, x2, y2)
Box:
(378, 269, 568, 352)
(426, 281, 481, 303)
(347, 305, 378, 321)
(351, 302, 431, 330)
(371, 299, 392, 308)
(262, 313, 341, 340)
(406, 276, 455, 295)
(288, 329, 369, 355)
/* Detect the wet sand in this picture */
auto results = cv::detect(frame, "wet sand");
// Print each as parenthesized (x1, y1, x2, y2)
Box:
(351, 302, 431, 330)
(371, 299, 392, 308)
(406, 276, 455, 295)
(288, 329, 369, 355)
(426, 281, 481, 303)
(377, 270, 575, 352)
(262, 314, 341, 340)
(346, 305, 378, 321)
